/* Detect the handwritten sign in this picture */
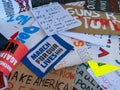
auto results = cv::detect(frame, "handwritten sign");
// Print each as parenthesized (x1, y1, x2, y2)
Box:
(74, 63, 101, 90)
(31, 2, 81, 35)
(7, 63, 76, 90)
(62, 4, 120, 35)
(88, 68, 120, 90)
(22, 34, 73, 78)
(87, 35, 120, 66)
(54, 35, 92, 70)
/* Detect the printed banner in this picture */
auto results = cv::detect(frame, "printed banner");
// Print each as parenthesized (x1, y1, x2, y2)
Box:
(31, 2, 81, 35)
(74, 63, 101, 90)
(88, 61, 120, 77)
(0, 0, 32, 19)
(87, 68, 120, 90)
(62, 4, 120, 35)
(0, 39, 28, 76)
(22, 35, 73, 78)
(85, 0, 120, 13)
(7, 63, 76, 90)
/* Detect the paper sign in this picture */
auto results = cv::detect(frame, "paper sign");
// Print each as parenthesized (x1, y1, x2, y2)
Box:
(61, 31, 108, 46)
(54, 35, 92, 70)
(31, 2, 81, 35)
(87, 35, 120, 66)
(85, 0, 120, 13)
(0, 72, 8, 90)
(0, 39, 28, 77)
(0, 12, 47, 50)
(87, 68, 120, 90)
(22, 34, 73, 78)
(88, 61, 120, 77)
(62, 4, 120, 35)
(0, 11, 34, 40)
(0, 0, 32, 19)
(74, 63, 101, 90)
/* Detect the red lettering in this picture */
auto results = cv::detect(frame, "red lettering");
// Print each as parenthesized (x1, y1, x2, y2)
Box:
(112, 21, 120, 31)
(98, 47, 109, 57)
(59, 70, 75, 80)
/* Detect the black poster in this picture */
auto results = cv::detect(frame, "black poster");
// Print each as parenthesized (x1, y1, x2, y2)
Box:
(31, 0, 84, 7)
(85, 0, 120, 13)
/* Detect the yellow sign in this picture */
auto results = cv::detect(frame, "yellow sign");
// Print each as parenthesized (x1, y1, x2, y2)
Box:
(88, 60, 120, 77)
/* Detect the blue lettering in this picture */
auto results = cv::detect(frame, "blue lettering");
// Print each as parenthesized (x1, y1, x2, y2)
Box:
(16, 26, 40, 43)
(16, 15, 32, 25)
(7, 16, 14, 22)
(23, 26, 39, 34)
(7, 15, 32, 25)
(31, 54, 38, 60)
(31, 42, 51, 60)
(40, 53, 57, 68)
(115, 59, 120, 64)
(16, 32, 30, 43)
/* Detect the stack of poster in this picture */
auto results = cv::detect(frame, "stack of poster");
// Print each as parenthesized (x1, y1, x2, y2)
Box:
(0, 0, 120, 90)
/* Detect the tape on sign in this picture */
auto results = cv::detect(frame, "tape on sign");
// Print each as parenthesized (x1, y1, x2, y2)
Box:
(0, 39, 28, 77)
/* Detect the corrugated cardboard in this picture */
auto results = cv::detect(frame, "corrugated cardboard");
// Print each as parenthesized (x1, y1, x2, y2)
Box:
(7, 63, 76, 90)
(62, 4, 120, 35)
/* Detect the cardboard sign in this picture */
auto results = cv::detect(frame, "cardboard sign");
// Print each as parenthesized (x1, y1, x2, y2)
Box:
(62, 4, 120, 35)
(74, 63, 102, 90)
(7, 63, 76, 90)
(31, 2, 81, 36)
(88, 68, 120, 90)
(88, 61, 120, 77)
(0, 39, 28, 77)
(0, 0, 32, 19)
(85, 0, 120, 13)
(22, 34, 73, 78)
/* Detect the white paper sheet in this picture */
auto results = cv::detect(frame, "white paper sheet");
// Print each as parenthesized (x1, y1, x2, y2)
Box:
(61, 31, 108, 46)
(30, 2, 81, 35)
(87, 68, 120, 90)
